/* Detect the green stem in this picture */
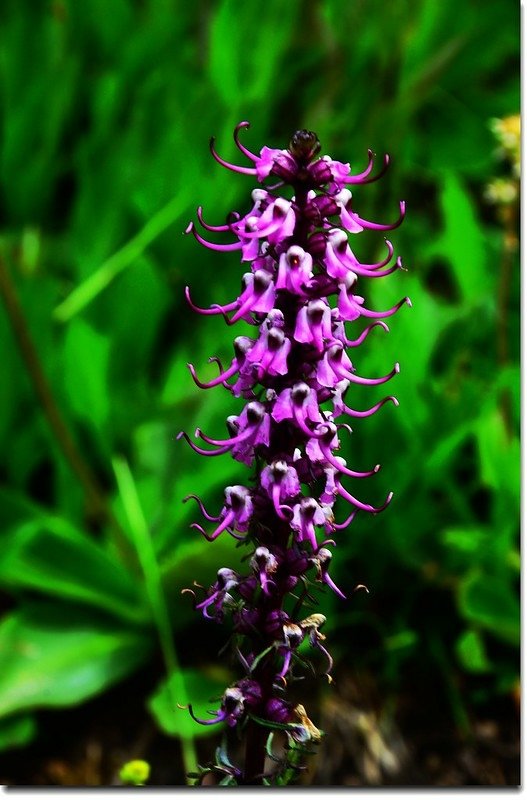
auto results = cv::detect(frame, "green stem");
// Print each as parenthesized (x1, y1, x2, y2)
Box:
(0, 254, 135, 565)
(53, 194, 186, 322)
(0, 255, 104, 514)
(277, 739, 305, 787)
(428, 633, 471, 737)
(112, 456, 198, 783)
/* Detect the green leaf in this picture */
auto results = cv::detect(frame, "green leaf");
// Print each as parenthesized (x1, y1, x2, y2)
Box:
(209, 0, 298, 106)
(459, 573, 519, 646)
(62, 318, 110, 429)
(456, 629, 491, 674)
(0, 713, 37, 752)
(384, 629, 418, 652)
(54, 201, 182, 321)
(476, 407, 520, 502)
(442, 526, 488, 555)
(427, 173, 489, 304)
(247, 714, 307, 734)
(148, 667, 230, 739)
(424, 420, 475, 475)
(219, 775, 237, 786)
(368, 272, 455, 431)
(0, 605, 153, 718)
(0, 518, 148, 626)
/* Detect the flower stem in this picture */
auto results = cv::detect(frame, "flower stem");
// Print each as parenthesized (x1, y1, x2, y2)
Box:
(113, 456, 198, 783)
(0, 253, 135, 565)
(243, 717, 268, 785)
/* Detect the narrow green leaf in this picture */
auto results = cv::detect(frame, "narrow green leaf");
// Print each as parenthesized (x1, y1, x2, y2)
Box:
(112, 457, 178, 650)
(209, 0, 298, 106)
(53, 194, 186, 322)
(247, 714, 303, 733)
(250, 644, 276, 673)
(219, 776, 236, 786)
(265, 731, 277, 760)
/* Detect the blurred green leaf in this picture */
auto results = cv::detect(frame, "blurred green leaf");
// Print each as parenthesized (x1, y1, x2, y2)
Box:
(209, 0, 298, 107)
(426, 173, 490, 304)
(368, 271, 455, 431)
(0, 605, 152, 718)
(62, 318, 110, 430)
(148, 667, 231, 739)
(0, 518, 148, 625)
(442, 526, 488, 555)
(384, 629, 418, 652)
(0, 713, 37, 752)
(476, 407, 520, 500)
(459, 573, 519, 646)
(456, 629, 491, 674)
(54, 196, 186, 322)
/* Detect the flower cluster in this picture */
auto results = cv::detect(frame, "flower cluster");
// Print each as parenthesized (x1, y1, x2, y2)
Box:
(180, 123, 409, 785)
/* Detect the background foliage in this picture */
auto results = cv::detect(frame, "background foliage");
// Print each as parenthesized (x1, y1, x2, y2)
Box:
(0, 0, 519, 785)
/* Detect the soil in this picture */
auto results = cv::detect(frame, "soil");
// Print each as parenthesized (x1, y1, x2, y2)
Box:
(0, 661, 519, 787)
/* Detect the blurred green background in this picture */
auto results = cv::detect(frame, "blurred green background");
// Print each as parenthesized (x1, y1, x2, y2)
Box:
(0, 0, 519, 787)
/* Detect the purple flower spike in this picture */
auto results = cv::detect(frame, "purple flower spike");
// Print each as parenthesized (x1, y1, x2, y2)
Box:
(180, 124, 407, 785)
(245, 324, 291, 379)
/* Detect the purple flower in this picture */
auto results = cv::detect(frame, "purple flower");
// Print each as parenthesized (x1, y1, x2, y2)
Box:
(290, 497, 328, 551)
(250, 546, 279, 595)
(293, 298, 333, 352)
(276, 246, 314, 295)
(260, 460, 301, 520)
(189, 679, 262, 727)
(180, 124, 408, 785)
(190, 485, 253, 541)
(193, 567, 239, 620)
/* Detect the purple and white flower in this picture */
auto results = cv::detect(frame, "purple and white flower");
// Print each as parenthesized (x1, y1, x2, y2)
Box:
(180, 124, 408, 784)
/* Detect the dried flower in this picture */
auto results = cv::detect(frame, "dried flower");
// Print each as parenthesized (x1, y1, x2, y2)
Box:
(180, 122, 408, 785)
